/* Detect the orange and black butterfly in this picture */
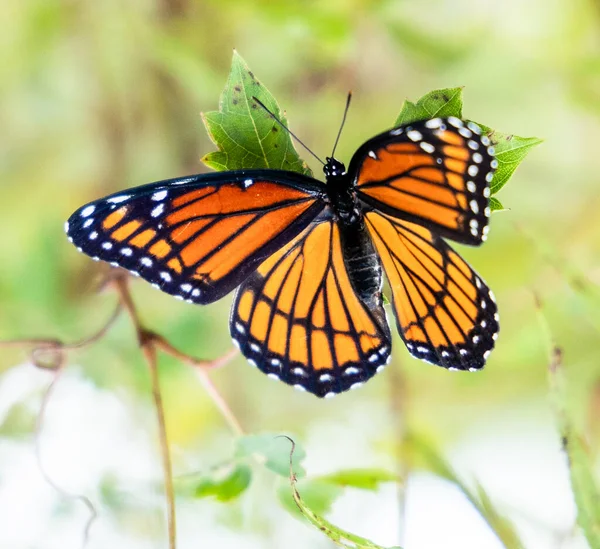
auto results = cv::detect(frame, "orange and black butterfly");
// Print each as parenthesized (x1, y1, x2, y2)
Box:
(66, 115, 499, 398)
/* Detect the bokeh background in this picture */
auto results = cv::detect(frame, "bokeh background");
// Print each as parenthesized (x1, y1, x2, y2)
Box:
(1, 0, 599, 548)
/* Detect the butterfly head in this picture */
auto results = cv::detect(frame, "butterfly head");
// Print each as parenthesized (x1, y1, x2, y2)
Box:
(323, 157, 346, 179)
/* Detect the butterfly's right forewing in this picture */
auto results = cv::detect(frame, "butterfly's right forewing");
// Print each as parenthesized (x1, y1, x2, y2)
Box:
(66, 171, 327, 304)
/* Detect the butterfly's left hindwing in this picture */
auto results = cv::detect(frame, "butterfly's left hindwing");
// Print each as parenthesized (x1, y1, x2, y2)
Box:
(230, 216, 392, 398)
(364, 211, 499, 370)
(66, 171, 326, 304)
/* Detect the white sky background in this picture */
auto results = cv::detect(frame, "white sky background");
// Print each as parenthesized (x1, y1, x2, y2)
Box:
(0, 364, 588, 549)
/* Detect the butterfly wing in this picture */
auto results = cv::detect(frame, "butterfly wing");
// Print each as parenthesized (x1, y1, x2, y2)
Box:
(66, 171, 327, 304)
(350, 117, 497, 245)
(364, 210, 498, 370)
(230, 214, 392, 397)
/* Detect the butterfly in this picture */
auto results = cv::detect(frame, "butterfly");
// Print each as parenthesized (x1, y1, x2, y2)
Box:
(66, 114, 499, 398)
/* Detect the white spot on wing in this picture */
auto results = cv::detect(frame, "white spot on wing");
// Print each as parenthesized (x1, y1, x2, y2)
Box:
(420, 141, 435, 154)
(107, 195, 130, 204)
(467, 121, 481, 134)
(151, 204, 165, 218)
(81, 205, 95, 218)
(152, 190, 168, 201)
(425, 118, 443, 129)
(447, 117, 464, 128)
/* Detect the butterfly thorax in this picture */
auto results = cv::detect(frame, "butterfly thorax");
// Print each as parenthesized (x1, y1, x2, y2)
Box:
(323, 157, 361, 226)
(322, 157, 384, 316)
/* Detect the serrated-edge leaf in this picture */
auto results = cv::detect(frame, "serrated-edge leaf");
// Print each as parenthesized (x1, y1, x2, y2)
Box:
(317, 468, 400, 491)
(476, 123, 542, 195)
(489, 197, 508, 212)
(201, 50, 311, 176)
(549, 349, 600, 548)
(395, 87, 463, 126)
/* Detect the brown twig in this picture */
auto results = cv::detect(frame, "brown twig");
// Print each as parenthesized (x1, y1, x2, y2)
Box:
(2, 268, 244, 549)
(36, 365, 98, 549)
(0, 301, 124, 548)
(108, 272, 243, 548)
(110, 274, 177, 549)
(151, 336, 242, 435)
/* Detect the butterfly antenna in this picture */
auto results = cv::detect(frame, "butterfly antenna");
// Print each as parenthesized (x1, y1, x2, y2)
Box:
(330, 91, 352, 159)
(252, 96, 325, 166)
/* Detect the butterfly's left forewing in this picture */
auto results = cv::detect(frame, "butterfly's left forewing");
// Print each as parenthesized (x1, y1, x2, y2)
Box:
(66, 171, 326, 304)
(350, 118, 497, 246)
(230, 215, 391, 397)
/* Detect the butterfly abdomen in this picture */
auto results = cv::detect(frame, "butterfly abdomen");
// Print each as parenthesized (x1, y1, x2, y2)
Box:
(339, 220, 384, 315)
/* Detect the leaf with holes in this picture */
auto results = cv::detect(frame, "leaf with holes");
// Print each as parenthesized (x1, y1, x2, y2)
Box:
(202, 50, 312, 175)
(393, 88, 540, 211)
(394, 87, 463, 126)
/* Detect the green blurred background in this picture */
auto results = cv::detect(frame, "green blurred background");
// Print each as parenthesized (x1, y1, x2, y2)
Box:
(1, 0, 599, 547)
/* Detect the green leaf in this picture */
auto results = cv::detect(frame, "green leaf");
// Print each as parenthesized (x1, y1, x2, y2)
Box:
(477, 124, 542, 195)
(407, 433, 525, 549)
(201, 50, 311, 175)
(393, 88, 539, 210)
(277, 479, 343, 519)
(235, 434, 307, 478)
(549, 349, 600, 548)
(283, 475, 399, 549)
(489, 197, 507, 212)
(277, 439, 402, 548)
(394, 87, 463, 126)
(193, 463, 252, 502)
(317, 468, 400, 491)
